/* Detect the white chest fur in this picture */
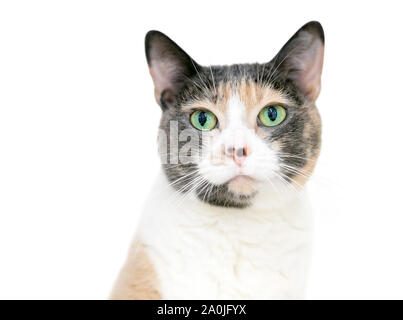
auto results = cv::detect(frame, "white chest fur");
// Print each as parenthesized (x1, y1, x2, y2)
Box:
(138, 173, 313, 299)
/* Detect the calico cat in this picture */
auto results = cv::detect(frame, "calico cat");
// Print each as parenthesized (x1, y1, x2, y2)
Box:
(111, 21, 325, 299)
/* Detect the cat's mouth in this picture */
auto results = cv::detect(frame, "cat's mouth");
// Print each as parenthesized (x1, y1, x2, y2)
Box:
(227, 175, 257, 196)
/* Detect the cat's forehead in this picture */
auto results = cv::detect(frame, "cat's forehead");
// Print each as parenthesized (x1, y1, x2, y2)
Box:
(181, 79, 292, 128)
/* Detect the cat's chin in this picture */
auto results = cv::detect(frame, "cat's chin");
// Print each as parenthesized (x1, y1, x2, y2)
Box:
(227, 175, 257, 196)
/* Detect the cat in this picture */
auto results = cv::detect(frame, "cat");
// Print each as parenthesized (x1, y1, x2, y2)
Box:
(110, 21, 325, 299)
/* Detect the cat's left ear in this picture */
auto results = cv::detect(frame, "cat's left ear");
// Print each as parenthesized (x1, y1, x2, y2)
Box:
(273, 21, 325, 102)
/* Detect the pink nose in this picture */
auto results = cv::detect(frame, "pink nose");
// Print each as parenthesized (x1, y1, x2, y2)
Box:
(225, 146, 249, 167)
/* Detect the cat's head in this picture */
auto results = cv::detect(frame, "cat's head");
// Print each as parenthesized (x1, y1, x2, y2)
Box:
(145, 21, 324, 208)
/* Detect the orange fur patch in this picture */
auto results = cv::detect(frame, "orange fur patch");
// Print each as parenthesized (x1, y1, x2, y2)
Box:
(110, 238, 161, 300)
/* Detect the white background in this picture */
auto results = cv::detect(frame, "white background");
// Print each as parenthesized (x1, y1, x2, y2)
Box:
(1, 0, 403, 299)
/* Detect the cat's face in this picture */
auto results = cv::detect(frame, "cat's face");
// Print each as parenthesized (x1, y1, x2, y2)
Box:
(146, 22, 324, 208)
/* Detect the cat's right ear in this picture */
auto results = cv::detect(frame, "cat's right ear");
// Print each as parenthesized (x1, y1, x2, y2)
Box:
(145, 31, 200, 110)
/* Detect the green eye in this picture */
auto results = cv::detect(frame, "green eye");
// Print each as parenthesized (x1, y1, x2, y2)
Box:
(190, 110, 217, 131)
(258, 105, 287, 127)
